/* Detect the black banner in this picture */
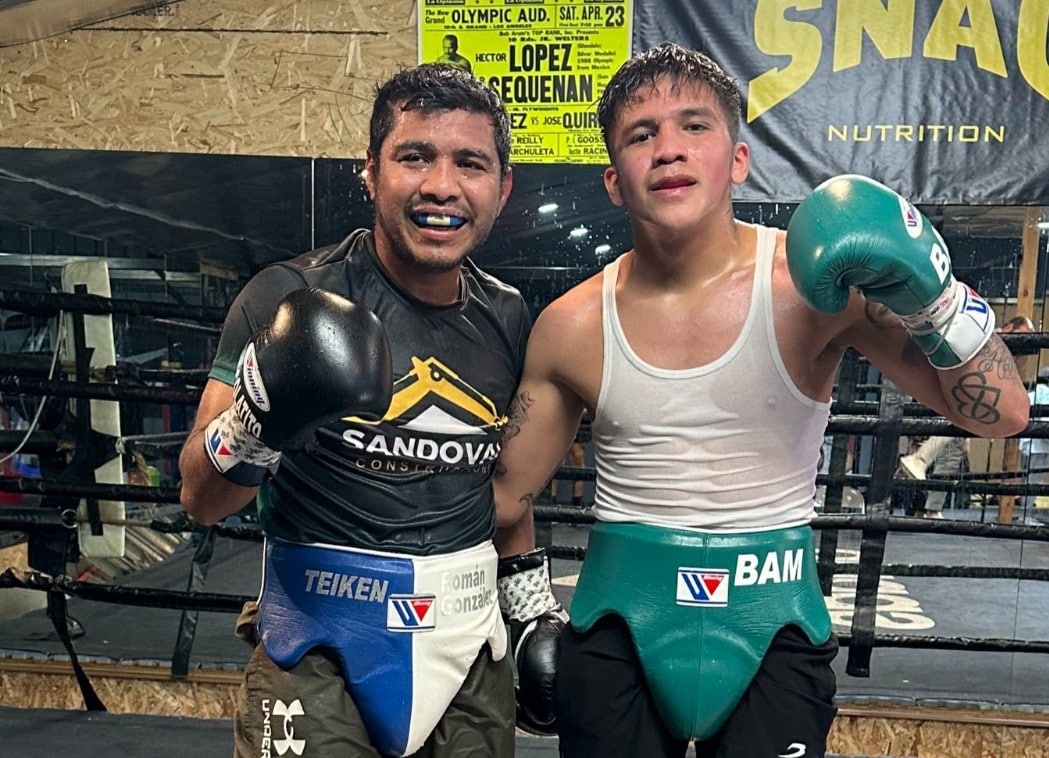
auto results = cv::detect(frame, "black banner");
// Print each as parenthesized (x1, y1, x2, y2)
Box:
(635, 1, 1049, 204)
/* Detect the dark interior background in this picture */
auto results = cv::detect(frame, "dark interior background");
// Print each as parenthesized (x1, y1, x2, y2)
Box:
(0, 147, 1038, 372)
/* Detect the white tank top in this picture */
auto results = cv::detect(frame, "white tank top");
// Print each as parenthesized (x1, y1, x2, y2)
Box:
(592, 225, 831, 532)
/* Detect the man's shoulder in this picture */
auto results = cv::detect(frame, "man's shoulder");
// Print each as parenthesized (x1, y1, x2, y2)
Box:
(247, 230, 372, 292)
(463, 258, 528, 314)
(536, 274, 603, 338)
(285, 229, 371, 272)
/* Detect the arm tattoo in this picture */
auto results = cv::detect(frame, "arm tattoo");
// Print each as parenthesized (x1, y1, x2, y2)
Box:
(975, 334, 1020, 382)
(503, 390, 535, 443)
(950, 373, 1001, 426)
(949, 337, 1016, 426)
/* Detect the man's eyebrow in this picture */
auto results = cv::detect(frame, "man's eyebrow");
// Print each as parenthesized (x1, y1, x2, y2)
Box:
(390, 140, 496, 165)
(619, 116, 658, 133)
(455, 146, 497, 165)
(390, 139, 435, 155)
(620, 106, 720, 133)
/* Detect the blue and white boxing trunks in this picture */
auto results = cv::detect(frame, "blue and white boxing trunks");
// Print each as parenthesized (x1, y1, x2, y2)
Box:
(257, 538, 507, 756)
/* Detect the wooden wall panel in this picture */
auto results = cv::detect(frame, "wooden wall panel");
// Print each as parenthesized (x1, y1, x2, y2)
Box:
(0, 0, 417, 157)
(6, 669, 1049, 758)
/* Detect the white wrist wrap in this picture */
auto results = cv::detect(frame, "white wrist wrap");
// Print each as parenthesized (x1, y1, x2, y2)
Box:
(901, 277, 996, 370)
(498, 562, 562, 623)
(205, 406, 282, 470)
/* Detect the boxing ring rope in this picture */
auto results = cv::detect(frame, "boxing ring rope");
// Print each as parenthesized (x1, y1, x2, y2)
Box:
(4, 291, 1049, 711)
(0, 286, 227, 323)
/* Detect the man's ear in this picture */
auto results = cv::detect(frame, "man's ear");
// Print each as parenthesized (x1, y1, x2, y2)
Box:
(364, 150, 377, 200)
(731, 141, 750, 186)
(497, 167, 514, 214)
(603, 165, 624, 208)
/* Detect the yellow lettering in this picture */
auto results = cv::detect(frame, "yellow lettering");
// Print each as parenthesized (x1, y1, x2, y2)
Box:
(833, 0, 916, 71)
(825, 122, 1005, 142)
(923, 0, 1006, 76)
(747, 0, 823, 122)
(1017, 0, 1049, 101)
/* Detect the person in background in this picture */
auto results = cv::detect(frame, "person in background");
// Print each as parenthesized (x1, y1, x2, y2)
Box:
(898, 435, 969, 518)
(1022, 367, 1049, 515)
(493, 42, 1030, 758)
(436, 34, 473, 73)
(179, 64, 539, 758)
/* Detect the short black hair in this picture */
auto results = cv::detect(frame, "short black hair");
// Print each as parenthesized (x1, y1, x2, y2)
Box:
(370, 64, 511, 174)
(597, 42, 742, 152)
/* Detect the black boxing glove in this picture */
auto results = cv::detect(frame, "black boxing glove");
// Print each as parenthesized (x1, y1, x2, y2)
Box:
(205, 288, 393, 486)
(497, 547, 568, 735)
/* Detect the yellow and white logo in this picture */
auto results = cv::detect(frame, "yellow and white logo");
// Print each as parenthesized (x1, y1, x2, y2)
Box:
(343, 356, 505, 470)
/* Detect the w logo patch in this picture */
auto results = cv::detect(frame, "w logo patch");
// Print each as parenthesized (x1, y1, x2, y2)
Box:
(676, 568, 729, 607)
(962, 285, 990, 318)
(206, 427, 236, 472)
(387, 594, 436, 632)
(897, 196, 924, 239)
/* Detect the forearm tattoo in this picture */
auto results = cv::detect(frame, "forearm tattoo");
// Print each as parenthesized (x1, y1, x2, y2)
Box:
(949, 336, 1016, 426)
(503, 390, 535, 443)
(976, 334, 1020, 382)
(499, 391, 546, 508)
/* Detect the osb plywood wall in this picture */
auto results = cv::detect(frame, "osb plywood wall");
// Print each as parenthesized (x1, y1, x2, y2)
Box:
(0, 0, 418, 157)
(4, 669, 1049, 758)
(0, 669, 237, 717)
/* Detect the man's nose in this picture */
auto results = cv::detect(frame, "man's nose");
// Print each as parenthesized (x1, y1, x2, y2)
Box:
(420, 159, 460, 200)
(651, 129, 687, 165)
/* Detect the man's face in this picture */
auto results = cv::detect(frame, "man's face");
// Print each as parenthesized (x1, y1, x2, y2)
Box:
(443, 38, 456, 55)
(365, 107, 512, 276)
(602, 77, 748, 233)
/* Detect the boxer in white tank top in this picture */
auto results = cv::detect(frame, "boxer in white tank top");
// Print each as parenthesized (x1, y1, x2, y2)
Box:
(493, 44, 1029, 758)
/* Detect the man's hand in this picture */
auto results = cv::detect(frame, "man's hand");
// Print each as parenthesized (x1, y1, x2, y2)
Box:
(205, 288, 393, 485)
(497, 548, 568, 735)
(787, 174, 996, 369)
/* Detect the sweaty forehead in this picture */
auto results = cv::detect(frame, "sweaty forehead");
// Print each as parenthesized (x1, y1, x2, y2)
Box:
(619, 78, 720, 119)
(385, 108, 497, 154)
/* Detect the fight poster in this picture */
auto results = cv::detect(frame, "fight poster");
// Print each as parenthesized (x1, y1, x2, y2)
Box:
(419, 0, 633, 164)
(634, 0, 1049, 204)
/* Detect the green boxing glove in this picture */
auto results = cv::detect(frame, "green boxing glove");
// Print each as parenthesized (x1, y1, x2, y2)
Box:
(786, 174, 995, 369)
